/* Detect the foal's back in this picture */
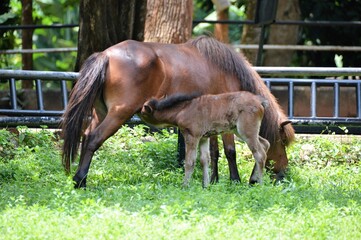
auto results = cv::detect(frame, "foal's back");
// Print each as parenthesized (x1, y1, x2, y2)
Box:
(174, 92, 266, 136)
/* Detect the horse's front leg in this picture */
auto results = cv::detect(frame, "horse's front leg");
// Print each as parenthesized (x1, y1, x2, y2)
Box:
(183, 134, 199, 188)
(199, 138, 211, 188)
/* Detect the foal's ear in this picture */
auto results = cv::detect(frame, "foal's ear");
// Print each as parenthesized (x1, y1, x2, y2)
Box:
(142, 104, 154, 114)
(280, 120, 292, 130)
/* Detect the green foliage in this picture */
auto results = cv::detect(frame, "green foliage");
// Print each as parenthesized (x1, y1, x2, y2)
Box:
(1, 0, 78, 71)
(298, 0, 361, 67)
(1, 125, 361, 238)
(193, 1, 247, 44)
(0, 0, 20, 69)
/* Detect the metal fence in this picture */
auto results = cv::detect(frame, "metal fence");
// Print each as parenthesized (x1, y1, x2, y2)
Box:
(0, 68, 361, 134)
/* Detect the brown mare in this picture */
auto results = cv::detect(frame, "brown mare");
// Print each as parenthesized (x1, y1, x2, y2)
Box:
(140, 92, 270, 187)
(61, 35, 294, 188)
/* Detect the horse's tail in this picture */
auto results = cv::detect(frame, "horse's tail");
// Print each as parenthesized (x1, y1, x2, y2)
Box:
(188, 36, 295, 146)
(61, 52, 109, 173)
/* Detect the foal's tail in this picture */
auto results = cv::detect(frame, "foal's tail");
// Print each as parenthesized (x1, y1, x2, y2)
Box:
(61, 52, 109, 173)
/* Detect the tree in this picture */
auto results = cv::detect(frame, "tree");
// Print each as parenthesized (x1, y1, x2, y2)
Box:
(75, 0, 147, 71)
(144, 0, 193, 43)
(241, 0, 300, 66)
(21, 0, 33, 88)
(0, 0, 19, 68)
(212, 0, 230, 43)
(144, 0, 193, 164)
(298, 0, 361, 67)
(263, 0, 300, 66)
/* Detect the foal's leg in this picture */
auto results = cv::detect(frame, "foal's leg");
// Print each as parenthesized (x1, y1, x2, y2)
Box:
(183, 134, 200, 187)
(199, 138, 211, 188)
(236, 120, 268, 184)
(74, 109, 133, 188)
(221, 134, 240, 182)
(246, 136, 268, 184)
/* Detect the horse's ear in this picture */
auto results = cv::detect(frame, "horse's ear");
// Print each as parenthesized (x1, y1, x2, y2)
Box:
(280, 120, 292, 131)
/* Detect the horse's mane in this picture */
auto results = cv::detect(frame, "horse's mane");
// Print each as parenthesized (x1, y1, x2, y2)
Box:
(149, 92, 202, 111)
(187, 36, 294, 145)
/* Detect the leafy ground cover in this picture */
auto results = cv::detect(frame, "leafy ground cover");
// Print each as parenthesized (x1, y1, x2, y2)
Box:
(0, 125, 361, 239)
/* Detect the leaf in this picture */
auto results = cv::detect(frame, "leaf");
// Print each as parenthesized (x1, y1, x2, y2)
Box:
(0, 12, 16, 24)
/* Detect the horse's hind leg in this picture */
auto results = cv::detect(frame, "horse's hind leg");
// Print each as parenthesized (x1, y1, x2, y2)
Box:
(74, 109, 133, 188)
(210, 134, 240, 183)
(209, 135, 220, 183)
(222, 134, 240, 182)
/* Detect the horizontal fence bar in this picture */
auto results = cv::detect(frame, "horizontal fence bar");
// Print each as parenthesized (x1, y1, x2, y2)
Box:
(291, 117, 361, 126)
(0, 109, 64, 116)
(1, 68, 360, 79)
(0, 24, 78, 30)
(234, 44, 361, 52)
(2, 20, 361, 31)
(263, 78, 361, 86)
(0, 70, 78, 80)
(0, 48, 78, 55)
(255, 67, 361, 77)
(193, 19, 361, 27)
(0, 116, 142, 128)
(3, 45, 361, 56)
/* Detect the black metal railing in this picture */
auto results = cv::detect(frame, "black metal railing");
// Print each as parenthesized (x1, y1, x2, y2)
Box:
(0, 68, 361, 133)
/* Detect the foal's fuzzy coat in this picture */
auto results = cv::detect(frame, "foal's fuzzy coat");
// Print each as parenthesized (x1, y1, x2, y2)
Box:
(140, 92, 270, 187)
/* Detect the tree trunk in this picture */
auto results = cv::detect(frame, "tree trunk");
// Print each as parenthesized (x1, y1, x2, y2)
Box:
(144, 0, 193, 44)
(241, 0, 300, 66)
(75, 0, 147, 71)
(263, 0, 300, 66)
(21, 0, 33, 89)
(241, 0, 260, 65)
(144, 0, 193, 165)
(212, 0, 230, 43)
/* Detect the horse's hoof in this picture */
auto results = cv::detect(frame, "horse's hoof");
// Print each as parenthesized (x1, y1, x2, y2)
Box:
(275, 173, 285, 183)
(73, 176, 87, 189)
(210, 174, 219, 184)
(249, 178, 262, 185)
(230, 179, 241, 185)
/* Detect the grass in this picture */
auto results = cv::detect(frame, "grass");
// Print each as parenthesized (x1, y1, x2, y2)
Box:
(0, 125, 361, 239)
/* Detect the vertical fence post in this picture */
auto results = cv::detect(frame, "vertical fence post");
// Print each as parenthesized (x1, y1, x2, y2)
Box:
(333, 82, 340, 118)
(35, 79, 44, 111)
(357, 82, 361, 118)
(9, 78, 18, 110)
(61, 80, 69, 108)
(310, 81, 317, 118)
(288, 81, 294, 118)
